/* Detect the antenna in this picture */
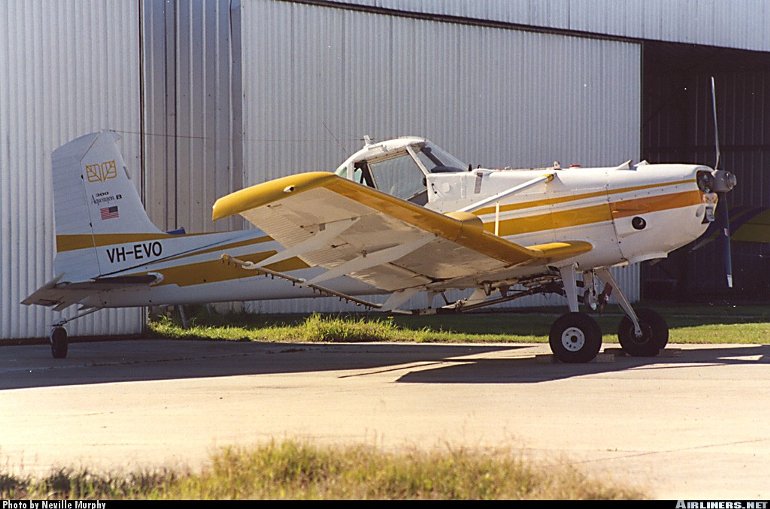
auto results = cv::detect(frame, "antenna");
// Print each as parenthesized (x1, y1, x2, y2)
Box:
(322, 121, 348, 156)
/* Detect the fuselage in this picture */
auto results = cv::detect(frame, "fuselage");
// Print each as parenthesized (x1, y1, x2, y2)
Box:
(75, 163, 714, 309)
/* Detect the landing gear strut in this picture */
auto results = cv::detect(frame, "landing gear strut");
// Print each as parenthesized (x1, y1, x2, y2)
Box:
(548, 265, 670, 362)
(548, 264, 604, 363)
(593, 268, 669, 357)
(47, 306, 101, 359)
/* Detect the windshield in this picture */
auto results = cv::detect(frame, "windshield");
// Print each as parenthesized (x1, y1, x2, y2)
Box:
(415, 143, 467, 173)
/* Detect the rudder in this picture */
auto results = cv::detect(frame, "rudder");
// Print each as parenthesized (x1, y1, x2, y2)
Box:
(52, 130, 161, 281)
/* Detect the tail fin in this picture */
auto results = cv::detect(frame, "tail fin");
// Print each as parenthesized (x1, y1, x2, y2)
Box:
(54, 130, 159, 235)
(53, 130, 162, 281)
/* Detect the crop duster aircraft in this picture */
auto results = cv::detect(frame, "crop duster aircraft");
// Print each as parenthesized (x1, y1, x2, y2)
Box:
(24, 129, 736, 362)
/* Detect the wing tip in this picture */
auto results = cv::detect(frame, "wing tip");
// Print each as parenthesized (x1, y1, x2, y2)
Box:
(212, 171, 336, 221)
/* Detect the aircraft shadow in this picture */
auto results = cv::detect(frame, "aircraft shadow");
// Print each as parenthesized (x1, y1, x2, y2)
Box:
(397, 344, 770, 384)
(1, 339, 767, 390)
(0, 340, 517, 390)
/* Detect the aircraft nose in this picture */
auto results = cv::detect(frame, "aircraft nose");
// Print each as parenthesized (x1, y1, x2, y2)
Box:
(712, 169, 737, 193)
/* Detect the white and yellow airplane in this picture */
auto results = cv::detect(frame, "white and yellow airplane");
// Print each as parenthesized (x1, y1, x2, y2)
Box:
(23, 130, 736, 362)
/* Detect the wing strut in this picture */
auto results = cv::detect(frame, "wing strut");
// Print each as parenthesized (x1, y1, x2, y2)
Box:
(306, 236, 433, 285)
(458, 173, 555, 213)
(221, 254, 383, 310)
(254, 217, 360, 268)
(443, 279, 563, 312)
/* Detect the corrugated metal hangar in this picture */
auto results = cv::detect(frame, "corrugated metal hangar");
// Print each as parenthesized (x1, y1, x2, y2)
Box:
(1, 0, 769, 339)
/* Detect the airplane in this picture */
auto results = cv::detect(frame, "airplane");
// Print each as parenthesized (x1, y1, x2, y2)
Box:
(23, 129, 736, 362)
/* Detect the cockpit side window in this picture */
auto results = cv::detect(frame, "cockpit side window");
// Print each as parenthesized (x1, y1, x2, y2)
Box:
(368, 155, 427, 203)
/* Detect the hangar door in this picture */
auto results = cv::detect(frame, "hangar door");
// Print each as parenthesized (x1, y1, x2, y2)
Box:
(642, 42, 770, 300)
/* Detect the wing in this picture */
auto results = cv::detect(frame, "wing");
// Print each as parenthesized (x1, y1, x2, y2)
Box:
(213, 172, 592, 292)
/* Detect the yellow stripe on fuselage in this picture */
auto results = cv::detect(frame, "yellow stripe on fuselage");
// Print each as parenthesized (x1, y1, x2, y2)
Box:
(151, 252, 310, 287)
(56, 232, 285, 286)
(56, 233, 186, 252)
(56, 232, 272, 253)
(474, 178, 695, 217)
(122, 189, 701, 287)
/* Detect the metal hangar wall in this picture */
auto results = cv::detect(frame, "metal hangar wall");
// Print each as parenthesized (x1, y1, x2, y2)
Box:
(1, 0, 144, 340)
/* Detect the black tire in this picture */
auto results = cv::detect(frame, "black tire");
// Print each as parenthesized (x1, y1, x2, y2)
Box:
(617, 308, 668, 357)
(549, 312, 602, 363)
(50, 327, 68, 359)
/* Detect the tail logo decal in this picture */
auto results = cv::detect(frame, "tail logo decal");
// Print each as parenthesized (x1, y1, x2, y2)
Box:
(86, 160, 118, 183)
(92, 191, 122, 206)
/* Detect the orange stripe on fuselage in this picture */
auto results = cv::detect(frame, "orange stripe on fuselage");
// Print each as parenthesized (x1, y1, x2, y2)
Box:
(488, 190, 703, 236)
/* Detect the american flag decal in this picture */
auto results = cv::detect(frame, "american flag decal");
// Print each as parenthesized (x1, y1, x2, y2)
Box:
(100, 206, 119, 220)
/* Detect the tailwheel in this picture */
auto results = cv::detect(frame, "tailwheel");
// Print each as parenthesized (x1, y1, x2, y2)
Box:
(617, 308, 668, 357)
(50, 326, 68, 359)
(549, 312, 602, 363)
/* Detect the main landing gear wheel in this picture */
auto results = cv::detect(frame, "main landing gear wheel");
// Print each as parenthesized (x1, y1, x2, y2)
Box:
(617, 308, 669, 357)
(549, 312, 602, 363)
(50, 326, 68, 359)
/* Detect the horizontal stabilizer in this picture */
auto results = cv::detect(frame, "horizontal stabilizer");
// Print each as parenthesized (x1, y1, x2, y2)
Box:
(692, 206, 770, 250)
(22, 274, 159, 310)
(732, 207, 770, 243)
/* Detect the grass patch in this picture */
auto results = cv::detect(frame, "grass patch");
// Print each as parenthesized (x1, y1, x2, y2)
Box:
(0, 440, 644, 499)
(149, 303, 770, 345)
(150, 313, 417, 343)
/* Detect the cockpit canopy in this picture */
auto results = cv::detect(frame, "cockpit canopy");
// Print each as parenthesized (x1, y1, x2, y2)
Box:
(334, 137, 467, 204)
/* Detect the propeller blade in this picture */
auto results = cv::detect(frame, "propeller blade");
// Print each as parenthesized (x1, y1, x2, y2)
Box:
(711, 76, 733, 288)
(711, 76, 721, 171)
(717, 192, 734, 288)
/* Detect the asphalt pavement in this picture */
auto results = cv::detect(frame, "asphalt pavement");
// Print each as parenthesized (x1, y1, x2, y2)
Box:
(1, 338, 769, 499)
